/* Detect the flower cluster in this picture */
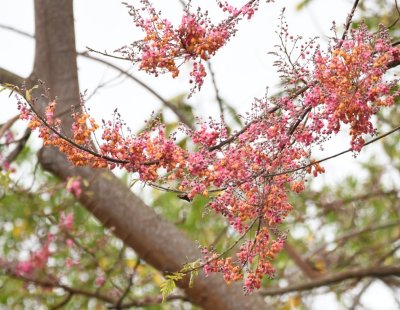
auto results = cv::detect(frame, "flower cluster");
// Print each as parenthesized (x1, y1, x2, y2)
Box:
(19, 101, 108, 168)
(15, 237, 51, 276)
(12, 210, 76, 277)
(17, 93, 314, 293)
(17, 18, 399, 293)
(119, 0, 271, 94)
(67, 177, 82, 198)
(306, 25, 399, 151)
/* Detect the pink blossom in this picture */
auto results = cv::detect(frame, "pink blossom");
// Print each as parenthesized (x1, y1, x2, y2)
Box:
(66, 257, 79, 270)
(15, 243, 51, 276)
(16, 261, 34, 275)
(59, 212, 74, 231)
(67, 177, 82, 198)
(66, 238, 74, 247)
(95, 275, 106, 286)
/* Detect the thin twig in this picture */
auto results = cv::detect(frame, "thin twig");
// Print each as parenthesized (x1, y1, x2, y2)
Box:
(86, 47, 131, 61)
(208, 105, 279, 152)
(22, 97, 160, 166)
(0, 115, 20, 137)
(50, 293, 73, 310)
(115, 258, 140, 308)
(4, 128, 31, 165)
(349, 279, 373, 310)
(340, 0, 360, 43)
(387, 0, 400, 30)
(316, 190, 398, 214)
(85, 71, 127, 102)
(0, 24, 33, 38)
(266, 124, 400, 178)
(0, 261, 117, 304)
(207, 61, 224, 117)
(307, 219, 400, 259)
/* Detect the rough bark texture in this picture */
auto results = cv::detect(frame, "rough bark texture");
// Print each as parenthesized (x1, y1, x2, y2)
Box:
(32, 0, 268, 308)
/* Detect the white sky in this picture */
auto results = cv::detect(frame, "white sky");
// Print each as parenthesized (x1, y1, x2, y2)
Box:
(0, 1, 398, 309)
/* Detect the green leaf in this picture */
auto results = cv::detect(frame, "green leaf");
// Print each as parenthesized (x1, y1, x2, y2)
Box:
(160, 272, 184, 302)
(188, 261, 200, 288)
(180, 261, 199, 288)
(160, 278, 175, 302)
(25, 85, 38, 101)
(25, 90, 31, 102)
(167, 272, 185, 281)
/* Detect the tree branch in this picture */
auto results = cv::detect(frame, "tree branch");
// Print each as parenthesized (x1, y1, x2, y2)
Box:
(261, 265, 400, 296)
(283, 242, 321, 280)
(266, 124, 400, 178)
(4, 128, 31, 165)
(306, 219, 400, 260)
(0, 23, 33, 38)
(207, 61, 224, 117)
(316, 189, 398, 213)
(0, 260, 116, 304)
(0, 67, 25, 85)
(340, 0, 360, 43)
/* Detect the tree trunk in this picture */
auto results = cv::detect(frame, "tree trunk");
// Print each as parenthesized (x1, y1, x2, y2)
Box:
(32, 0, 268, 308)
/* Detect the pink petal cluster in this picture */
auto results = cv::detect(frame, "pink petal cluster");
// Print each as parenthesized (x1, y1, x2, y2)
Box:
(67, 177, 82, 198)
(59, 212, 74, 231)
(307, 25, 399, 151)
(119, 0, 271, 94)
(15, 241, 51, 276)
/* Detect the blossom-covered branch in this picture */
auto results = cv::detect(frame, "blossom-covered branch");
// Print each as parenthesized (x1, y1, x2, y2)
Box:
(117, 0, 273, 95)
(13, 2, 400, 294)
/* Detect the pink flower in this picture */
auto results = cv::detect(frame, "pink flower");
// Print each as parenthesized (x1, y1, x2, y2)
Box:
(66, 238, 74, 248)
(16, 261, 34, 275)
(16, 243, 51, 275)
(59, 212, 74, 231)
(95, 275, 106, 286)
(66, 257, 79, 270)
(67, 177, 82, 198)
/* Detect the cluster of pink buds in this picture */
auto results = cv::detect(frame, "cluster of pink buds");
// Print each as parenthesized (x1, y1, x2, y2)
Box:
(119, 0, 272, 94)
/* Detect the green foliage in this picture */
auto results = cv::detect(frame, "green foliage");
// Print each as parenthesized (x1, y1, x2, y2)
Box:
(182, 260, 200, 288)
(0, 146, 169, 308)
(159, 260, 200, 302)
(160, 272, 184, 302)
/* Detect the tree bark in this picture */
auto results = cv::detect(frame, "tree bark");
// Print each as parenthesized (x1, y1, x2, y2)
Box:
(32, 0, 268, 309)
